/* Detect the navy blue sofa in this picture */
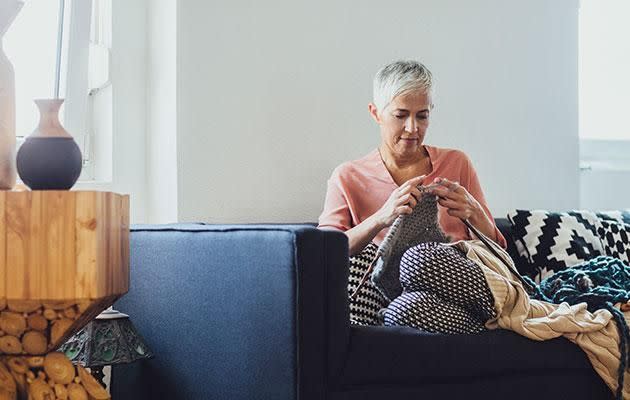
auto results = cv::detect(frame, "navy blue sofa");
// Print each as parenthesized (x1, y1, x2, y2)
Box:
(111, 220, 613, 399)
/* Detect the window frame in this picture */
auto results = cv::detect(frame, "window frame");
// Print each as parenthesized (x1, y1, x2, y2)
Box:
(61, 0, 93, 180)
(578, 0, 630, 173)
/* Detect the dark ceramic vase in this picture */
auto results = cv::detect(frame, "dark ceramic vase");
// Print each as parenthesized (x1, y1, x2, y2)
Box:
(16, 99, 82, 190)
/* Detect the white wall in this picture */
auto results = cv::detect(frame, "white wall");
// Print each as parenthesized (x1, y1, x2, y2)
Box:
(175, 0, 580, 223)
(146, 0, 178, 223)
(580, 140, 630, 210)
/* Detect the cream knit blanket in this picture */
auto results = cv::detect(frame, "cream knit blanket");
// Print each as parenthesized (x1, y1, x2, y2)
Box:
(453, 239, 630, 398)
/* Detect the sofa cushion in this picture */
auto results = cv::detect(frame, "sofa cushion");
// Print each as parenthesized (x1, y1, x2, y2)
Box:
(336, 325, 595, 387)
(597, 219, 630, 263)
(507, 210, 604, 281)
(495, 218, 535, 277)
(595, 210, 630, 225)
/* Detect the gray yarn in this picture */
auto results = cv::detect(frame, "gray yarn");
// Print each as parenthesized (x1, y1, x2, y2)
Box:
(371, 191, 449, 301)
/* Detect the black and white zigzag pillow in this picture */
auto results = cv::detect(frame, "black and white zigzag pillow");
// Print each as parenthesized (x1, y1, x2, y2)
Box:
(597, 220, 630, 264)
(348, 242, 388, 325)
(507, 210, 604, 281)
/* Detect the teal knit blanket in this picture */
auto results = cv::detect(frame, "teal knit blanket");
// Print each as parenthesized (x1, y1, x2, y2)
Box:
(526, 256, 630, 400)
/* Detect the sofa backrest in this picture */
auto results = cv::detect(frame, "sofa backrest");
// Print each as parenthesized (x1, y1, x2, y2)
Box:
(271, 220, 535, 277)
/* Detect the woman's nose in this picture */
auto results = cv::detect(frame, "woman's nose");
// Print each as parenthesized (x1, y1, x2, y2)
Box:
(405, 118, 418, 133)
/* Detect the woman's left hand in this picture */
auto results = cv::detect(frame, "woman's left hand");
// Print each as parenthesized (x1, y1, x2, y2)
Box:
(426, 177, 483, 223)
(426, 177, 500, 244)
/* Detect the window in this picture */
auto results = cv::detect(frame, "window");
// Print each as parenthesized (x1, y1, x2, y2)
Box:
(4, 0, 111, 180)
(579, 0, 630, 170)
(4, 0, 61, 137)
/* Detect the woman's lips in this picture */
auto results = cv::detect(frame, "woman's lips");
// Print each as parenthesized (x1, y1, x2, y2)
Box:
(399, 138, 419, 147)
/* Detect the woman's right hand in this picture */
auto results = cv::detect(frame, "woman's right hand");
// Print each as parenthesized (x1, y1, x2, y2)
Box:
(373, 175, 425, 228)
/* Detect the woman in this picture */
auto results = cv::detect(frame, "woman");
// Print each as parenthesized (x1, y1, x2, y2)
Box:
(318, 60, 506, 256)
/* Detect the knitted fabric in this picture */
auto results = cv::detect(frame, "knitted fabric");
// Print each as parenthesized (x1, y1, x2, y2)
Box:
(526, 256, 630, 400)
(371, 192, 449, 301)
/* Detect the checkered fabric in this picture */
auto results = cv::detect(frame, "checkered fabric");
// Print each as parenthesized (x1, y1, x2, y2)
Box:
(597, 220, 630, 264)
(384, 242, 496, 334)
(348, 242, 388, 325)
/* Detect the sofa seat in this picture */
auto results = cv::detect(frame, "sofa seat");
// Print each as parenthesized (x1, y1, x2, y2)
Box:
(338, 325, 596, 386)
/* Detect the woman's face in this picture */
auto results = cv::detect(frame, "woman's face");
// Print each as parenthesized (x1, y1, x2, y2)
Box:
(369, 90, 433, 159)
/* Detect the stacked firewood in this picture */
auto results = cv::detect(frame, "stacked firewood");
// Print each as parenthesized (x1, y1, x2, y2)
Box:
(0, 352, 110, 400)
(0, 301, 109, 399)
(0, 301, 88, 355)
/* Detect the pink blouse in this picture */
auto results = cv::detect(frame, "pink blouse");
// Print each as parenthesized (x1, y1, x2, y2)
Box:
(318, 146, 507, 248)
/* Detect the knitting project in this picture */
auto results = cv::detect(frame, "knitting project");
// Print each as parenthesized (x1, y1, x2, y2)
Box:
(371, 186, 449, 301)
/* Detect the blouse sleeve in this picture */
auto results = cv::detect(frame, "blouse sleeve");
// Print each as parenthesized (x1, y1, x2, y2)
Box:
(317, 168, 352, 232)
(462, 154, 507, 249)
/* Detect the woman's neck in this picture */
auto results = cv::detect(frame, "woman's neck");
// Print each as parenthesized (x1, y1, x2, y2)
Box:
(378, 145, 428, 171)
(378, 145, 432, 186)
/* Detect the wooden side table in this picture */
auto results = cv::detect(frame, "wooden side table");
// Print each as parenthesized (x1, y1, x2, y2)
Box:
(0, 191, 129, 400)
(0, 190, 129, 399)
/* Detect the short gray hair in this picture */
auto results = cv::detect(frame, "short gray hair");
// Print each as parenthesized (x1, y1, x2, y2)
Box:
(372, 60, 433, 113)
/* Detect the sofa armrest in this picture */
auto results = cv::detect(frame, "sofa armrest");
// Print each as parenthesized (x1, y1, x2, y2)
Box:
(296, 227, 350, 398)
(110, 224, 349, 400)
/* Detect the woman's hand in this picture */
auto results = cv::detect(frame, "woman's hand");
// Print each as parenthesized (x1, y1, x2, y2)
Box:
(345, 175, 425, 255)
(373, 175, 425, 228)
(427, 177, 498, 241)
(426, 177, 483, 222)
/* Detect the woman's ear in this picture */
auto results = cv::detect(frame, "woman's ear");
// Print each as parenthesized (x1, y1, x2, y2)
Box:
(368, 103, 382, 124)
